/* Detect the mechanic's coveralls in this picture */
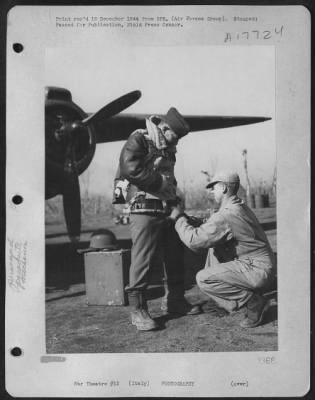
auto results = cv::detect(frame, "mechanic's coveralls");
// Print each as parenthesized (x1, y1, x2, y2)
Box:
(175, 196, 276, 312)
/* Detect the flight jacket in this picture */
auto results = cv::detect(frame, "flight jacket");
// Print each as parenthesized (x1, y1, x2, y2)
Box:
(119, 129, 177, 209)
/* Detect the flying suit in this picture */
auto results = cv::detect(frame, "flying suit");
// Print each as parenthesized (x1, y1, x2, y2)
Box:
(175, 196, 276, 311)
(119, 127, 185, 297)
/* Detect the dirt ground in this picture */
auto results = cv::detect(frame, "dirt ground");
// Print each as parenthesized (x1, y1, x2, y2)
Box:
(46, 208, 277, 353)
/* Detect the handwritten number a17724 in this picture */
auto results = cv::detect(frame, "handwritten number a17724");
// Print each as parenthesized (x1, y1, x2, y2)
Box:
(224, 26, 284, 42)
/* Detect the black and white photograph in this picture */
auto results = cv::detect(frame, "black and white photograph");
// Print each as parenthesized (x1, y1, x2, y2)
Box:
(45, 45, 277, 353)
(5, 5, 310, 397)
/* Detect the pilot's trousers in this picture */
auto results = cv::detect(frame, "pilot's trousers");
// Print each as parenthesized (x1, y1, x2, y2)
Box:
(126, 213, 185, 294)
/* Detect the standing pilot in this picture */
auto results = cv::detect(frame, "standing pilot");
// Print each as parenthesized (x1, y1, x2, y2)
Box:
(117, 108, 200, 331)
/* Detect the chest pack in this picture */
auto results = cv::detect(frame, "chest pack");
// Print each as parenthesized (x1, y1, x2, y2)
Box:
(112, 131, 176, 204)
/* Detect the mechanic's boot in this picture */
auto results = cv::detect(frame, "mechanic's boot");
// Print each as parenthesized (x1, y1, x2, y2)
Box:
(128, 291, 159, 331)
(161, 287, 201, 315)
(240, 293, 269, 328)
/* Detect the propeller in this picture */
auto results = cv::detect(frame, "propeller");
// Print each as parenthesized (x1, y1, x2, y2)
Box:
(92, 114, 271, 143)
(62, 154, 81, 242)
(81, 90, 141, 126)
(182, 115, 271, 131)
(48, 90, 142, 241)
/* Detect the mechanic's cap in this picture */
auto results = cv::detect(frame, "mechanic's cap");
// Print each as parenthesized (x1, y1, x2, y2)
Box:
(164, 107, 190, 138)
(206, 170, 240, 189)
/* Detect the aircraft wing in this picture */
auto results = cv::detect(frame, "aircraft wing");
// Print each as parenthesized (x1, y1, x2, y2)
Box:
(93, 113, 271, 144)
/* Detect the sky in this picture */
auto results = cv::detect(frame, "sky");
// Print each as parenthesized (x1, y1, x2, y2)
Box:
(45, 45, 275, 195)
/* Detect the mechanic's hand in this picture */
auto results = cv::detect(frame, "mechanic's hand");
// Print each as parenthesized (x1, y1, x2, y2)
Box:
(169, 204, 185, 221)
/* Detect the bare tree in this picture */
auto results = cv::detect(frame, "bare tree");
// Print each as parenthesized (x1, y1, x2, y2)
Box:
(200, 155, 218, 183)
(200, 170, 211, 182)
(272, 165, 277, 195)
(209, 155, 218, 179)
(242, 149, 251, 198)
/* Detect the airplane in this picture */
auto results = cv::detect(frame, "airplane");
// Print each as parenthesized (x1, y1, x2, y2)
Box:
(45, 86, 271, 242)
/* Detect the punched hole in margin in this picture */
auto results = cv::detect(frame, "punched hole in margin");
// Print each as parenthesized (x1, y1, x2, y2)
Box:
(11, 347, 22, 357)
(12, 195, 23, 205)
(13, 43, 24, 53)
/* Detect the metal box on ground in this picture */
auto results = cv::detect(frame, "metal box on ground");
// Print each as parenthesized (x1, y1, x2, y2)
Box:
(83, 249, 130, 306)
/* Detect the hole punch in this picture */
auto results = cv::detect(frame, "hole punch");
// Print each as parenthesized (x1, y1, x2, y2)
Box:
(11, 347, 22, 357)
(13, 43, 24, 53)
(12, 195, 23, 205)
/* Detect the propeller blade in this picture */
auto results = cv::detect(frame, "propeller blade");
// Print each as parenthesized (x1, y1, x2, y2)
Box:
(62, 163, 81, 242)
(181, 115, 271, 131)
(81, 90, 141, 126)
(93, 114, 271, 143)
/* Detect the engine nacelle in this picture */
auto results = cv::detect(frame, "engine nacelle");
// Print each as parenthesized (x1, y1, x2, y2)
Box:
(45, 87, 96, 199)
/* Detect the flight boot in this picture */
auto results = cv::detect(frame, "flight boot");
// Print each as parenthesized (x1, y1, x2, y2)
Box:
(161, 285, 201, 315)
(128, 291, 159, 331)
(240, 293, 269, 328)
